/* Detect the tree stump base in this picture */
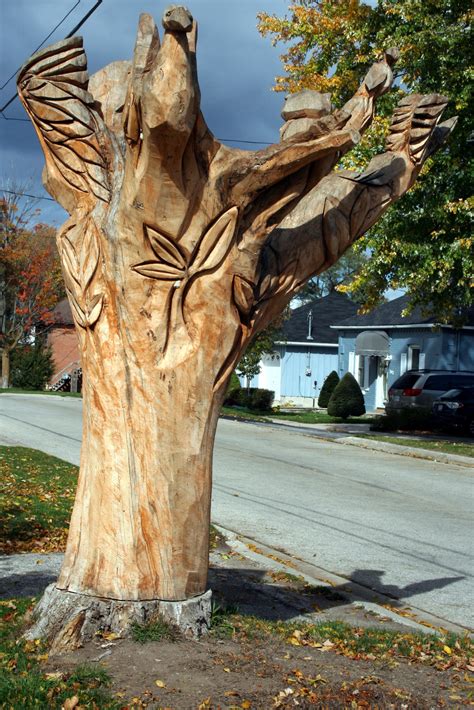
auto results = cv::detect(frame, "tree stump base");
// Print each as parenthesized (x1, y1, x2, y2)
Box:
(24, 585, 212, 654)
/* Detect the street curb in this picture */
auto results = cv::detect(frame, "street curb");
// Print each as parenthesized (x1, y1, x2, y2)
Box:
(254, 417, 474, 468)
(337, 436, 474, 468)
(213, 524, 473, 638)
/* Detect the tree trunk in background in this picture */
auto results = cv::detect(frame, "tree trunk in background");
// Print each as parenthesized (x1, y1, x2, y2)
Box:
(1, 349, 9, 388)
(17, 5, 455, 646)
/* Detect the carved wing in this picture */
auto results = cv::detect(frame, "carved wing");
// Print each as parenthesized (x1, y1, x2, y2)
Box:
(386, 94, 448, 165)
(17, 37, 110, 202)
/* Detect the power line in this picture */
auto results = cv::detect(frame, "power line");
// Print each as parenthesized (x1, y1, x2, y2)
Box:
(1, 188, 55, 202)
(0, 0, 81, 91)
(0, 0, 103, 116)
(0, 115, 274, 144)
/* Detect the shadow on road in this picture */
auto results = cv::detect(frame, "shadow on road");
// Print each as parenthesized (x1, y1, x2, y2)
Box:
(348, 568, 465, 607)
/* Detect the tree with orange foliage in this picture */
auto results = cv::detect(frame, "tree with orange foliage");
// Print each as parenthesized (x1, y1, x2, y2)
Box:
(0, 192, 63, 387)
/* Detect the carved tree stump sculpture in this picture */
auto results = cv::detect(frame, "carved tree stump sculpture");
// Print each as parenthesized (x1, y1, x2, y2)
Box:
(18, 6, 455, 647)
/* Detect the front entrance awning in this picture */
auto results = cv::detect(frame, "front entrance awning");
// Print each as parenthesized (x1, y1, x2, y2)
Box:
(355, 330, 389, 356)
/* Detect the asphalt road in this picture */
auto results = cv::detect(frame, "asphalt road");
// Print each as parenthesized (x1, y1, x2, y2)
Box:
(1, 394, 473, 630)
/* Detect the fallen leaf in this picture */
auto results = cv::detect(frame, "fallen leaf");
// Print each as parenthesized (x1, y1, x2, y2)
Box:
(155, 679, 166, 688)
(224, 690, 240, 697)
(223, 667, 231, 673)
(45, 671, 63, 680)
(241, 701, 251, 709)
(62, 697, 79, 710)
(443, 645, 452, 655)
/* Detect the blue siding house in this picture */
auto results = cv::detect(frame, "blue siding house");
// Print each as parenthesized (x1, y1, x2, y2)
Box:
(246, 292, 358, 406)
(333, 295, 474, 411)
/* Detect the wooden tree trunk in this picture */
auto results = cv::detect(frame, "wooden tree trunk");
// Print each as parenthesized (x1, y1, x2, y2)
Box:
(1, 348, 9, 389)
(17, 6, 455, 647)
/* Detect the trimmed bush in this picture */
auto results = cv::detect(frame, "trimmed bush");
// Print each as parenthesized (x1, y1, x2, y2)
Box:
(228, 371, 241, 392)
(318, 370, 340, 407)
(10, 343, 54, 391)
(327, 372, 365, 419)
(224, 387, 274, 411)
(250, 388, 274, 411)
(224, 372, 242, 406)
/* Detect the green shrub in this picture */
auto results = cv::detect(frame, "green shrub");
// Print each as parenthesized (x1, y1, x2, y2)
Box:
(318, 370, 340, 407)
(250, 388, 274, 411)
(327, 372, 365, 420)
(224, 372, 241, 405)
(10, 344, 53, 390)
(371, 407, 434, 432)
(228, 371, 241, 392)
(225, 387, 274, 411)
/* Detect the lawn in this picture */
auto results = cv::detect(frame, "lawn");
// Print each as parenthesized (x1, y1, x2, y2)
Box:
(1, 594, 473, 708)
(358, 435, 474, 458)
(0, 447, 78, 554)
(221, 405, 372, 426)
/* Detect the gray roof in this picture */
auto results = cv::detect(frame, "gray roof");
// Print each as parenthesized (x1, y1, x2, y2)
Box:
(282, 292, 358, 344)
(333, 294, 474, 328)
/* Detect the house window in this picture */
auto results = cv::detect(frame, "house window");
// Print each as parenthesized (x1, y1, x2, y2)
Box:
(408, 345, 421, 370)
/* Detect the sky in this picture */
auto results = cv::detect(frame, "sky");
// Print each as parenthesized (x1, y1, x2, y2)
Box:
(0, 0, 291, 226)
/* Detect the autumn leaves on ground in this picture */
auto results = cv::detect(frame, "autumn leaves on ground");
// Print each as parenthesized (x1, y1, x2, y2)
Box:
(1, 446, 473, 708)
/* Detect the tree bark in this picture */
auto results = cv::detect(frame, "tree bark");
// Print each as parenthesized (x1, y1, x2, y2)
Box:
(1, 348, 9, 389)
(17, 7, 455, 645)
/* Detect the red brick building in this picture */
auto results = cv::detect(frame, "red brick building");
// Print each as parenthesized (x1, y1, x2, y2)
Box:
(47, 298, 80, 388)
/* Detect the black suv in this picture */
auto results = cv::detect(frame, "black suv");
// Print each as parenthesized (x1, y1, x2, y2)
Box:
(432, 387, 474, 436)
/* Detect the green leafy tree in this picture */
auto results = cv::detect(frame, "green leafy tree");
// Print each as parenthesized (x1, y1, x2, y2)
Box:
(296, 248, 379, 306)
(10, 343, 54, 390)
(318, 370, 340, 407)
(327, 372, 366, 419)
(258, 0, 473, 323)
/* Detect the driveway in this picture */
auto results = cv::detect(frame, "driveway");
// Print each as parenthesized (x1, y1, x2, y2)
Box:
(1, 393, 473, 629)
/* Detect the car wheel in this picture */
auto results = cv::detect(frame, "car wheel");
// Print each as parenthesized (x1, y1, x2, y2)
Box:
(468, 419, 474, 437)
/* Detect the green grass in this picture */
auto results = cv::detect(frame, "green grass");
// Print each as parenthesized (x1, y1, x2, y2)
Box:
(0, 447, 78, 554)
(0, 598, 120, 709)
(357, 435, 474, 458)
(221, 405, 372, 425)
(0, 387, 82, 397)
(209, 612, 473, 668)
(131, 617, 179, 643)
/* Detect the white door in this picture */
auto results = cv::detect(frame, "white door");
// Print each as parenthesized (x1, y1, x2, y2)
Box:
(375, 357, 387, 408)
(259, 353, 281, 401)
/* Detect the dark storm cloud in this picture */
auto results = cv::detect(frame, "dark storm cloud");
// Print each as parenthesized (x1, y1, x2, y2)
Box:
(0, 0, 290, 225)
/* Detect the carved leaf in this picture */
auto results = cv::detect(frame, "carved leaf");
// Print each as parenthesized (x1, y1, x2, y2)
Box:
(86, 293, 104, 327)
(322, 195, 348, 262)
(67, 289, 87, 328)
(17, 37, 110, 203)
(349, 188, 371, 238)
(233, 275, 254, 314)
(61, 237, 80, 287)
(80, 221, 101, 289)
(145, 225, 188, 269)
(132, 262, 186, 280)
(190, 206, 239, 274)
